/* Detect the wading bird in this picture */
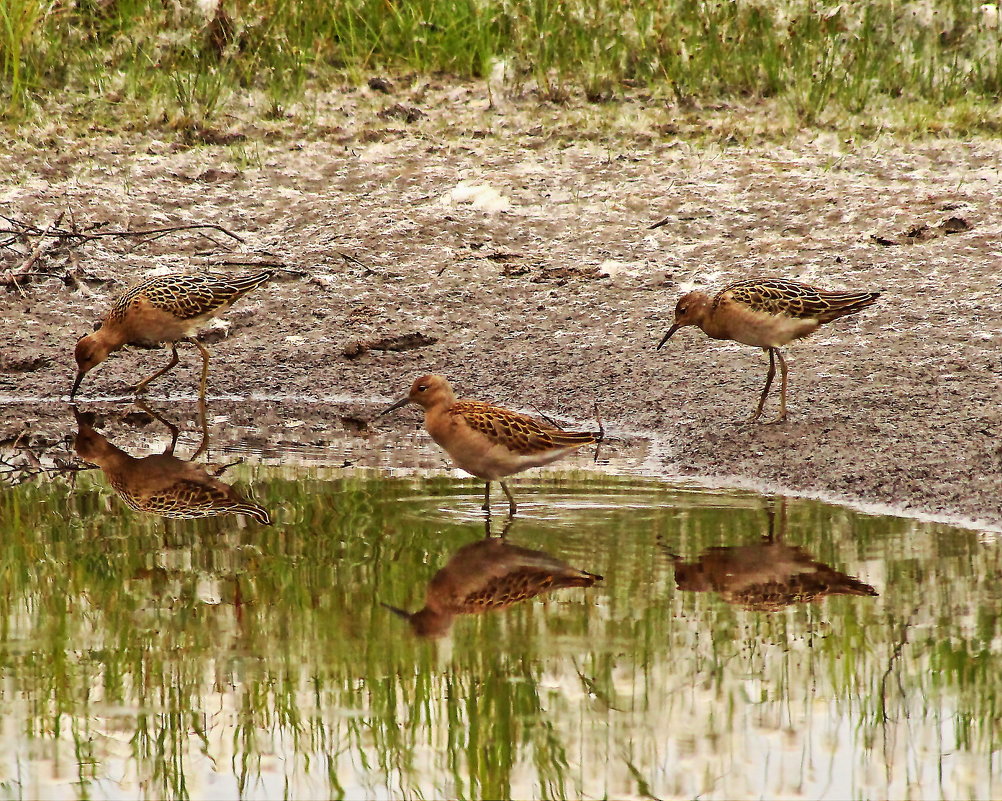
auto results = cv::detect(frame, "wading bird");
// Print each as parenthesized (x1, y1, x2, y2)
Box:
(668, 500, 877, 611)
(658, 278, 880, 422)
(378, 374, 602, 516)
(71, 271, 273, 400)
(72, 403, 271, 524)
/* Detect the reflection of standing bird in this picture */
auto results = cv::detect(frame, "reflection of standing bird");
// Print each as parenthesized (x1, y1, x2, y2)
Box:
(379, 374, 602, 515)
(72, 407, 271, 524)
(672, 541, 877, 611)
(383, 536, 602, 638)
(71, 271, 273, 399)
(658, 278, 880, 422)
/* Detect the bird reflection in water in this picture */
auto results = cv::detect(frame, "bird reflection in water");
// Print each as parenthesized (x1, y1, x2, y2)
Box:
(670, 501, 876, 611)
(72, 400, 271, 524)
(383, 520, 602, 638)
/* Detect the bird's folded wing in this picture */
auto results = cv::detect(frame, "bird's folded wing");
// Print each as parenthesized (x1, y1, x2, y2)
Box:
(452, 401, 598, 455)
(722, 278, 877, 321)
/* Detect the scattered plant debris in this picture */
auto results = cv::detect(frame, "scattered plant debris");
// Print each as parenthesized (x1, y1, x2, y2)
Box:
(871, 216, 972, 246)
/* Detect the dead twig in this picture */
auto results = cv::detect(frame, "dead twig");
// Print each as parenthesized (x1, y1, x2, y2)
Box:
(3, 212, 65, 295)
(531, 404, 565, 430)
(337, 250, 376, 275)
(0, 221, 245, 245)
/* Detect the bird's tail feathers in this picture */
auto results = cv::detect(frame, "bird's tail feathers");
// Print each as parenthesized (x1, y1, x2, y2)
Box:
(549, 430, 603, 447)
(818, 291, 880, 322)
(232, 502, 272, 525)
(229, 271, 274, 294)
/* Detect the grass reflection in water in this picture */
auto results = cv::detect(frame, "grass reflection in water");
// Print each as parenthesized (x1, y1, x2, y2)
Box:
(0, 404, 999, 800)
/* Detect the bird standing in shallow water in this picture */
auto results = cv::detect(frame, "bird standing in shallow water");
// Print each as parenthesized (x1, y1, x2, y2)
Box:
(378, 374, 603, 516)
(658, 278, 880, 422)
(71, 271, 273, 400)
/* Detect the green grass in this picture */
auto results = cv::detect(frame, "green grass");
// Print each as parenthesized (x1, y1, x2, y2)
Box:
(2, 0, 1002, 134)
(2, 451, 1002, 798)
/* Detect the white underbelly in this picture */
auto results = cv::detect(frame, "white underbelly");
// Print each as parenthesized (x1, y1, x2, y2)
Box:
(729, 316, 819, 348)
(452, 443, 582, 480)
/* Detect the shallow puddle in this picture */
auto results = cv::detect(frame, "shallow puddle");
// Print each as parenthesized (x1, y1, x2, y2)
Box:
(1, 402, 1000, 800)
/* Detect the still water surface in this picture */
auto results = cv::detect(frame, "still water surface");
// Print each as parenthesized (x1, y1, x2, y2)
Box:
(1, 403, 1000, 800)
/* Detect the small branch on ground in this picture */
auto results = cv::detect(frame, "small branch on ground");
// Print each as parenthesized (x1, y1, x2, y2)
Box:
(0, 218, 245, 247)
(0, 214, 261, 292)
(2, 212, 66, 294)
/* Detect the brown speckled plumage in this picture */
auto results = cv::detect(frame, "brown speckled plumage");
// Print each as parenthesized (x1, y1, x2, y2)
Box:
(107, 272, 273, 324)
(379, 375, 602, 515)
(72, 270, 273, 399)
(718, 278, 880, 323)
(108, 475, 271, 523)
(450, 400, 600, 456)
(660, 277, 880, 422)
(384, 536, 602, 637)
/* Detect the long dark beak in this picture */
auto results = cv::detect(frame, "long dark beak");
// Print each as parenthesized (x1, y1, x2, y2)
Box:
(380, 602, 412, 620)
(375, 396, 411, 418)
(657, 324, 681, 350)
(70, 371, 85, 399)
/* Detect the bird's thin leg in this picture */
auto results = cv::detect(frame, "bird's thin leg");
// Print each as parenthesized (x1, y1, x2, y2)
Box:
(192, 391, 210, 459)
(500, 481, 517, 517)
(482, 481, 491, 512)
(763, 499, 776, 543)
(189, 338, 211, 401)
(764, 496, 789, 541)
(134, 398, 180, 455)
(766, 349, 789, 424)
(751, 348, 776, 422)
(131, 344, 180, 394)
(593, 401, 605, 463)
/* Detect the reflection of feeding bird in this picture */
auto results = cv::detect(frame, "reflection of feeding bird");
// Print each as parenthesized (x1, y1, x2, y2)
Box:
(658, 278, 880, 422)
(668, 500, 876, 611)
(378, 374, 603, 516)
(72, 405, 271, 524)
(382, 533, 602, 638)
(71, 271, 273, 400)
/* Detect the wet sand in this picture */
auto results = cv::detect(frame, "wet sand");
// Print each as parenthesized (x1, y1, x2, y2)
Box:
(3, 83, 1000, 527)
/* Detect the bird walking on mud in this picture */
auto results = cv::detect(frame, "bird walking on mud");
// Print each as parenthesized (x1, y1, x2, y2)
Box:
(71, 271, 273, 400)
(378, 374, 603, 516)
(658, 278, 880, 423)
(382, 532, 603, 638)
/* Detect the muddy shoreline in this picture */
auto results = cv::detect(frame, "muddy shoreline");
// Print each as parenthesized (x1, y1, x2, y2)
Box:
(2, 84, 1001, 527)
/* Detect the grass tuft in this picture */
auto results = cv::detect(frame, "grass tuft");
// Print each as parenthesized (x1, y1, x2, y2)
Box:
(2, 0, 1002, 133)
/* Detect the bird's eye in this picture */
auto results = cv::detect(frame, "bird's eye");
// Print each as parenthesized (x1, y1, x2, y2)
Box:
(678, 306, 688, 315)
(418, 385, 428, 392)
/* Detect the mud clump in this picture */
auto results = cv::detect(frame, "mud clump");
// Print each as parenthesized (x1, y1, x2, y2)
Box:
(342, 333, 438, 360)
